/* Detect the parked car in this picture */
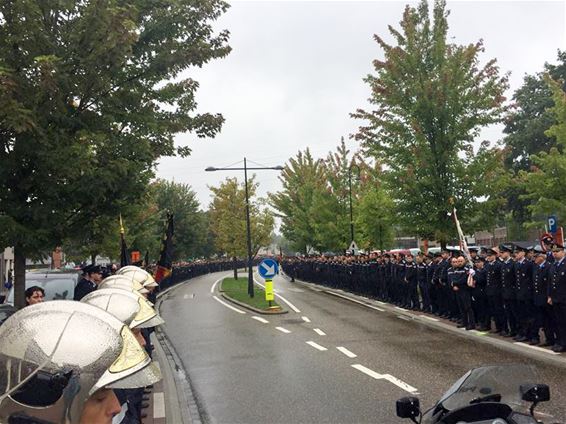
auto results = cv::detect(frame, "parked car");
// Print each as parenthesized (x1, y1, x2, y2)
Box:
(3, 270, 80, 305)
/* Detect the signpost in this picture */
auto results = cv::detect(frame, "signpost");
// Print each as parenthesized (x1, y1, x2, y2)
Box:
(548, 215, 558, 234)
(258, 259, 278, 307)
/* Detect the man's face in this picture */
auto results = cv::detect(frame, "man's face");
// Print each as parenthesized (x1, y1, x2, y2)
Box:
(501, 251, 510, 260)
(450, 257, 457, 267)
(476, 260, 484, 269)
(405, 255, 413, 263)
(26, 290, 44, 305)
(90, 271, 103, 284)
(534, 255, 545, 265)
(552, 248, 565, 261)
(515, 250, 525, 261)
(441, 252, 450, 260)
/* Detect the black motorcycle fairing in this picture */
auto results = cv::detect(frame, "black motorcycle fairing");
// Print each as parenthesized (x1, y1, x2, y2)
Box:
(438, 402, 513, 424)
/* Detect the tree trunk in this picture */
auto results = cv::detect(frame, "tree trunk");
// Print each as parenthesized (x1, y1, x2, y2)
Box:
(91, 253, 96, 265)
(233, 257, 238, 280)
(14, 246, 26, 310)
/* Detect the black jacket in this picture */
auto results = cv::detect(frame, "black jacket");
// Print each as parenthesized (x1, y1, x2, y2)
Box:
(501, 259, 516, 300)
(514, 259, 533, 301)
(533, 261, 550, 307)
(548, 258, 566, 304)
(485, 260, 502, 296)
(73, 277, 97, 301)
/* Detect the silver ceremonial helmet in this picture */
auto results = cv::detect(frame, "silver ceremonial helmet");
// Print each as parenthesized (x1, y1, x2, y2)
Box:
(81, 288, 164, 329)
(116, 266, 159, 289)
(98, 275, 149, 295)
(0, 301, 160, 424)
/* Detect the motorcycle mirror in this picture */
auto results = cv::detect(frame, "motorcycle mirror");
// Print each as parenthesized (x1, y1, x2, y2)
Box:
(396, 396, 420, 420)
(520, 383, 550, 403)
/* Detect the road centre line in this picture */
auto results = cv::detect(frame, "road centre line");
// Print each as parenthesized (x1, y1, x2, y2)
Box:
(351, 364, 418, 394)
(313, 328, 326, 336)
(306, 341, 328, 351)
(252, 316, 269, 324)
(276, 327, 291, 334)
(336, 346, 357, 358)
(514, 342, 561, 355)
(212, 296, 246, 314)
(302, 316, 311, 323)
(254, 278, 301, 313)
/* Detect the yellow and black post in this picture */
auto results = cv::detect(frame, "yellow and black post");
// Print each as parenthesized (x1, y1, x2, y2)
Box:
(265, 278, 275, 308)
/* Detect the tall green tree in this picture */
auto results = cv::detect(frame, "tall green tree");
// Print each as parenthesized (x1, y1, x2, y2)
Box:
(352, 0, 508, 246)
(0, 0, 230, 307)
(209, 177, 274, 276)
(501, 51, 566, 234)
(521, 77, 566, 224)
(270, 149, 328, 253)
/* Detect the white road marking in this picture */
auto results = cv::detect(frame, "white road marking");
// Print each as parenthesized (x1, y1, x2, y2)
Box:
(275, 326, 291, 334)
(419, 315, 439, 322)
(395, 306, 409, 311)
(306, 341, 328, 351)
(351, 364, 418, 394)
(153, 392, 166, 418)
(514, 342, 561, 355)
(212, 296, 246, 314)
(313, 328, 326, 336)
(397, 315, 410, 321)
(370, 305, 385, 312)
(302, 316, 311, 323)
(377, 301, 387, 305)
(252, 316, 269, 324)
(326, 291, 383, 312)
(336, 346, 357, 358)
(211, 277, 224, 294)
(254, 279, 301, 313)
(183, 294, 189, 299)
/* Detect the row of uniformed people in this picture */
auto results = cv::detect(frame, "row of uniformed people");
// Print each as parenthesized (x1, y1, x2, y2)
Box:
(0, 265, 163, 424)
(281, 242, 566, 353)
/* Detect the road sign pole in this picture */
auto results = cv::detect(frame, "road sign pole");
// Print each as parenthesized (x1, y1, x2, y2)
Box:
(244, 158, 254, 298)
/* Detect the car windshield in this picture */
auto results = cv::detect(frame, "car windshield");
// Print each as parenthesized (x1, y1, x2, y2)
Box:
(438, 364, 537, 413)
(6, 275, 77, 303)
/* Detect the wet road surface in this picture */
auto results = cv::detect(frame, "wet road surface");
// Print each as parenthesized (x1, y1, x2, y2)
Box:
(158, 271, 566, 423)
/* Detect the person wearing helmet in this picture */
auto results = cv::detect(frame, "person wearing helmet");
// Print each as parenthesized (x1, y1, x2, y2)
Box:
(81, 287, 164, 424)
(0, 301, 161, 424)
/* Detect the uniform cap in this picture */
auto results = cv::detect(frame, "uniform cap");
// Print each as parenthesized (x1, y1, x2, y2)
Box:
(498, 244, 513, 253)
(485, 248, 498, 256)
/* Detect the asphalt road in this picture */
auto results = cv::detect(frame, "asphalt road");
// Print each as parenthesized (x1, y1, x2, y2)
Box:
(158, 271, 566, 423)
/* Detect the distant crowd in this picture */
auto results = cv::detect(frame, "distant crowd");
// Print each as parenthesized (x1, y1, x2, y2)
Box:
(281, 238, 566, 353)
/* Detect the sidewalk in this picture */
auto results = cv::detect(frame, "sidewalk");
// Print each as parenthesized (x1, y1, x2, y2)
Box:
(283, 273, 566, 369)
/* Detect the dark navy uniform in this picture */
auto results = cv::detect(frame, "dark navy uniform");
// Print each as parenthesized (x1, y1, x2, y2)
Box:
(532, 259, 554, 345)
(500, 256, 517, 336)
(548, 256, 566, 351)
(514, 257, 534, 341)
(448, 264, 475, 329)
(472, 264, 489, 330)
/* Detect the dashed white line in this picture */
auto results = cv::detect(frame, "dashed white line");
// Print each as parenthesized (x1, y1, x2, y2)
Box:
(252, 316, 269, 324)
(377, 301, 387, 305)
(336, 346, 357, 358)
(255, 278, 301, 313)
(351, 364, 418, 394)
(514, 342, 561, 355)
(306, 341, 328, 351)
(302, 316, 311, 323)
(397, 315, 410, 321)
(313, 328, 326, 336)
(395, 306, 409, 312)
(275, 326, 291, 334)
(212, 296, 246, 314)
(419, 315, 439, 322)
(153, 392, 165, 418)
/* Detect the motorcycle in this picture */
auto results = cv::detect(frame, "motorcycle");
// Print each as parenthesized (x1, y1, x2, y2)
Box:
(396, 364, 561, 424)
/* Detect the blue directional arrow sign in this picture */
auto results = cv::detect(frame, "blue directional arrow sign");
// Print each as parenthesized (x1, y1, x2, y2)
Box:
(258, 258, 279, 279)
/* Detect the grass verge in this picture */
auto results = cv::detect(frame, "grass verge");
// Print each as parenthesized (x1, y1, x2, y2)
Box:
(221, 277, 280, 310)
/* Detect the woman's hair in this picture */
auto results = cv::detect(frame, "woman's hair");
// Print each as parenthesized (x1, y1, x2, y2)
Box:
(25, 286, 45, 299)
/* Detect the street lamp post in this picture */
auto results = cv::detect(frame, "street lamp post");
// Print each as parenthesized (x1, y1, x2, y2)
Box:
(348, 164, 361, 251)
(206, 158, 284, 298)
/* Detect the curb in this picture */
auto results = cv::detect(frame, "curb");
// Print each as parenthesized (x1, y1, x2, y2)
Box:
(154, 281, 206, 424)
(218, 278, 288, 315)
(284, 274, 566, 370)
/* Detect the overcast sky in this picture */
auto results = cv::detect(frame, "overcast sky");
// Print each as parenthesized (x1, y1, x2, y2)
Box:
(156, 0, 566, 209)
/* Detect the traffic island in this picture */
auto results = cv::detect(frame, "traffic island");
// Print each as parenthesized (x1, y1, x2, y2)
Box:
(220, 277, 287, 315)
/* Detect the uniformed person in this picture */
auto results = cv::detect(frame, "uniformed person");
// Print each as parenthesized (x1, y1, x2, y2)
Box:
(485, 247, 504, 333)
(547, 242, 566, 352)
(447, 255, 475, 330)
(532, 249, 554, 346)
(472, 257, 489, 331)
(499, 244, 517, 337)
(73, 264, 102, 301)
(513, 244, 534, 343)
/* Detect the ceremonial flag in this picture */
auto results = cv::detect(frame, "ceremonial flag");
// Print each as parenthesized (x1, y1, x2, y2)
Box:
(120, 215, 131, 267)
(154, 213, 174, 283)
